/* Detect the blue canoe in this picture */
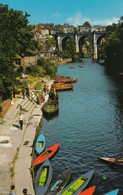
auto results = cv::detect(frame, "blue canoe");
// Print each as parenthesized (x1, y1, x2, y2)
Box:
(104, 189, 119, 195)
(35, 159, 52, 195)
(59, 169, 94, 195)
(36, 134, 45, 154)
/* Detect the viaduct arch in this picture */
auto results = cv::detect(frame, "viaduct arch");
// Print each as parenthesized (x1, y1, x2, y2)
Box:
(56, 31, 110, 60)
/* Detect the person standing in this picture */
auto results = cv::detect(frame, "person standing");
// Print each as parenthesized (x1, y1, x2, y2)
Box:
(9, 185, 15, 195)
(18, 113, 24, 130)
(21, 88, 25, 99)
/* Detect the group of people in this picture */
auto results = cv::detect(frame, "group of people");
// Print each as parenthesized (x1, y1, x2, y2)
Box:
(9, 185, 31, 195)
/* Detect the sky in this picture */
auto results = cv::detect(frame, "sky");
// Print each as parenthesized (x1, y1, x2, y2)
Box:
(1, 0, 123, 26)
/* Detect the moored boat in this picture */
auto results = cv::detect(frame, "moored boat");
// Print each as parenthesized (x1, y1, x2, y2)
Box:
(79, 186, 96, 195)
(51, 83, 73, 91)
(59, 169, 94, 195)
(98, 156, 123, 166)
(45, 167, 72, 195)
(36, 134, 45, 154)
(35, 159, 52, 195)
(33, 143, 59, 167)
(104, 189, 119, 195)
(42, 100, 59, 116)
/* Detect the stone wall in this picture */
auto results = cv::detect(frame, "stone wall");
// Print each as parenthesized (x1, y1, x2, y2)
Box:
(0, 99, 11, 117)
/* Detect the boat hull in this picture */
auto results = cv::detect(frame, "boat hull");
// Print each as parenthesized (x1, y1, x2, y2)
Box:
(104, 189, 119, 195)
(36, 134, 45, 154)
(42, 100, 59, 116)
(33, 143, 59, 166)
(59, 169, 94, 195)
(45, 167, 72, 195)
(35, 159, 52, 195)
(98, 156, 123, 166)
(79, 186, 96, 195)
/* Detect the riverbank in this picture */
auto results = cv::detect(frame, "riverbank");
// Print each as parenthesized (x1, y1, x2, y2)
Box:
(0, 79, 54, 195)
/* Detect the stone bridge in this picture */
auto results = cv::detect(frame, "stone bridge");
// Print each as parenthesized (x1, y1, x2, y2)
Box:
(55, 31, 110, 60)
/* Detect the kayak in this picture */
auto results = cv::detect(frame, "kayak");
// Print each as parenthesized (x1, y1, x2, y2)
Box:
(59, 169, 94, 195)
(79, 186, 96, 195)
(36, 134, 45, 154)
(104, 189, 119, 195)
(98, 156, 123, 166)
(35, 159, 52, 195)
(45, 167, 72, 195)
(33, 143, 59, 166)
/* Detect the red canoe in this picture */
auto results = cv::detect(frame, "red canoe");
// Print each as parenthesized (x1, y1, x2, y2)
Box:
(33, 143, 59, 166)
(79, 186, 96, 195)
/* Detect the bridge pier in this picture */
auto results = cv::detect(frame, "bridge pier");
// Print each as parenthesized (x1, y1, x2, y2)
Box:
(57, 35, 62, 51)
(93, 33, 98, 60)
(75, 34, 79, 53)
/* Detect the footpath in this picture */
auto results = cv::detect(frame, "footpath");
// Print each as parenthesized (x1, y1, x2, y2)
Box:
(0, 80, 54, 195)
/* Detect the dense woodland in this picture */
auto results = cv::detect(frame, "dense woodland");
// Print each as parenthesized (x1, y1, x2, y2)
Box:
(0, 4, 56, 100)
(101, 17, 123, 74)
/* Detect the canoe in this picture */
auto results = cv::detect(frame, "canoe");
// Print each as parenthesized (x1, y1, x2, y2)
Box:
(59, 169, 94, 195)
(36, 134, 45, 154)
(33, 143, 59, 166)
(98, 156, 123, 166)
(51, 83, 73, 91)
(104, 189, 119, 195)
(79, 186, 96, 195)
(35, 159, 52, 195)
(42, 100, 59, 116)
(45, 167, 72, 195)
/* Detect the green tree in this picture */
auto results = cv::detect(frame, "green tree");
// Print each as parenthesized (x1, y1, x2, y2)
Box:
(45, 37, 56, 50)
(0, 4, 34, 100)
(83, 21, 91, 27)
(64, 39, 77, 61)
(101, 18, 123, 73)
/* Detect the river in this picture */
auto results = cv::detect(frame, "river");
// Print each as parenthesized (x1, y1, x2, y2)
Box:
(37, 58, 123, 194)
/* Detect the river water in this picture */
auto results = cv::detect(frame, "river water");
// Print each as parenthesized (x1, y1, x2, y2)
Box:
(38, 59, 123, 194)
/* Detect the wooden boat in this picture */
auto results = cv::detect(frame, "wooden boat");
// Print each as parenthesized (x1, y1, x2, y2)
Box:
(45, 167, 72, 195)
(42, 100, 59, 116)
(55, 78, 78, 84)
(104, 189, 119, 195)
(33, 143, 59, 167)
(55, 76, 78, 83)
(98, 156, 123, 166)
(59, 169, 94, 195)
(36, 134, 45, 154)
(79, 186, 96, 195)
(51, 83, 73, 91)
(119, 72, 123, 76)
(35, 159, 52, 195)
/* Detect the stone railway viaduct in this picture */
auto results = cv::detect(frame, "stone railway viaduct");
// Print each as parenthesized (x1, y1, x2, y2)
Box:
(55, 31, 110, 60)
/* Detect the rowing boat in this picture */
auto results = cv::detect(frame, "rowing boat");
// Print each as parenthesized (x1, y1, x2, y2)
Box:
(45, 167, 72, 195)
(36, 134, 45, 154)
(42, 100, 59, 116)
(98, 156, 123, 166)
(35, 159, 52, 195)
(79, 186, 96, 195)
(33, 143, 59, 166)
(59, 169, 94, 195)
(51, 83, 73, 91)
